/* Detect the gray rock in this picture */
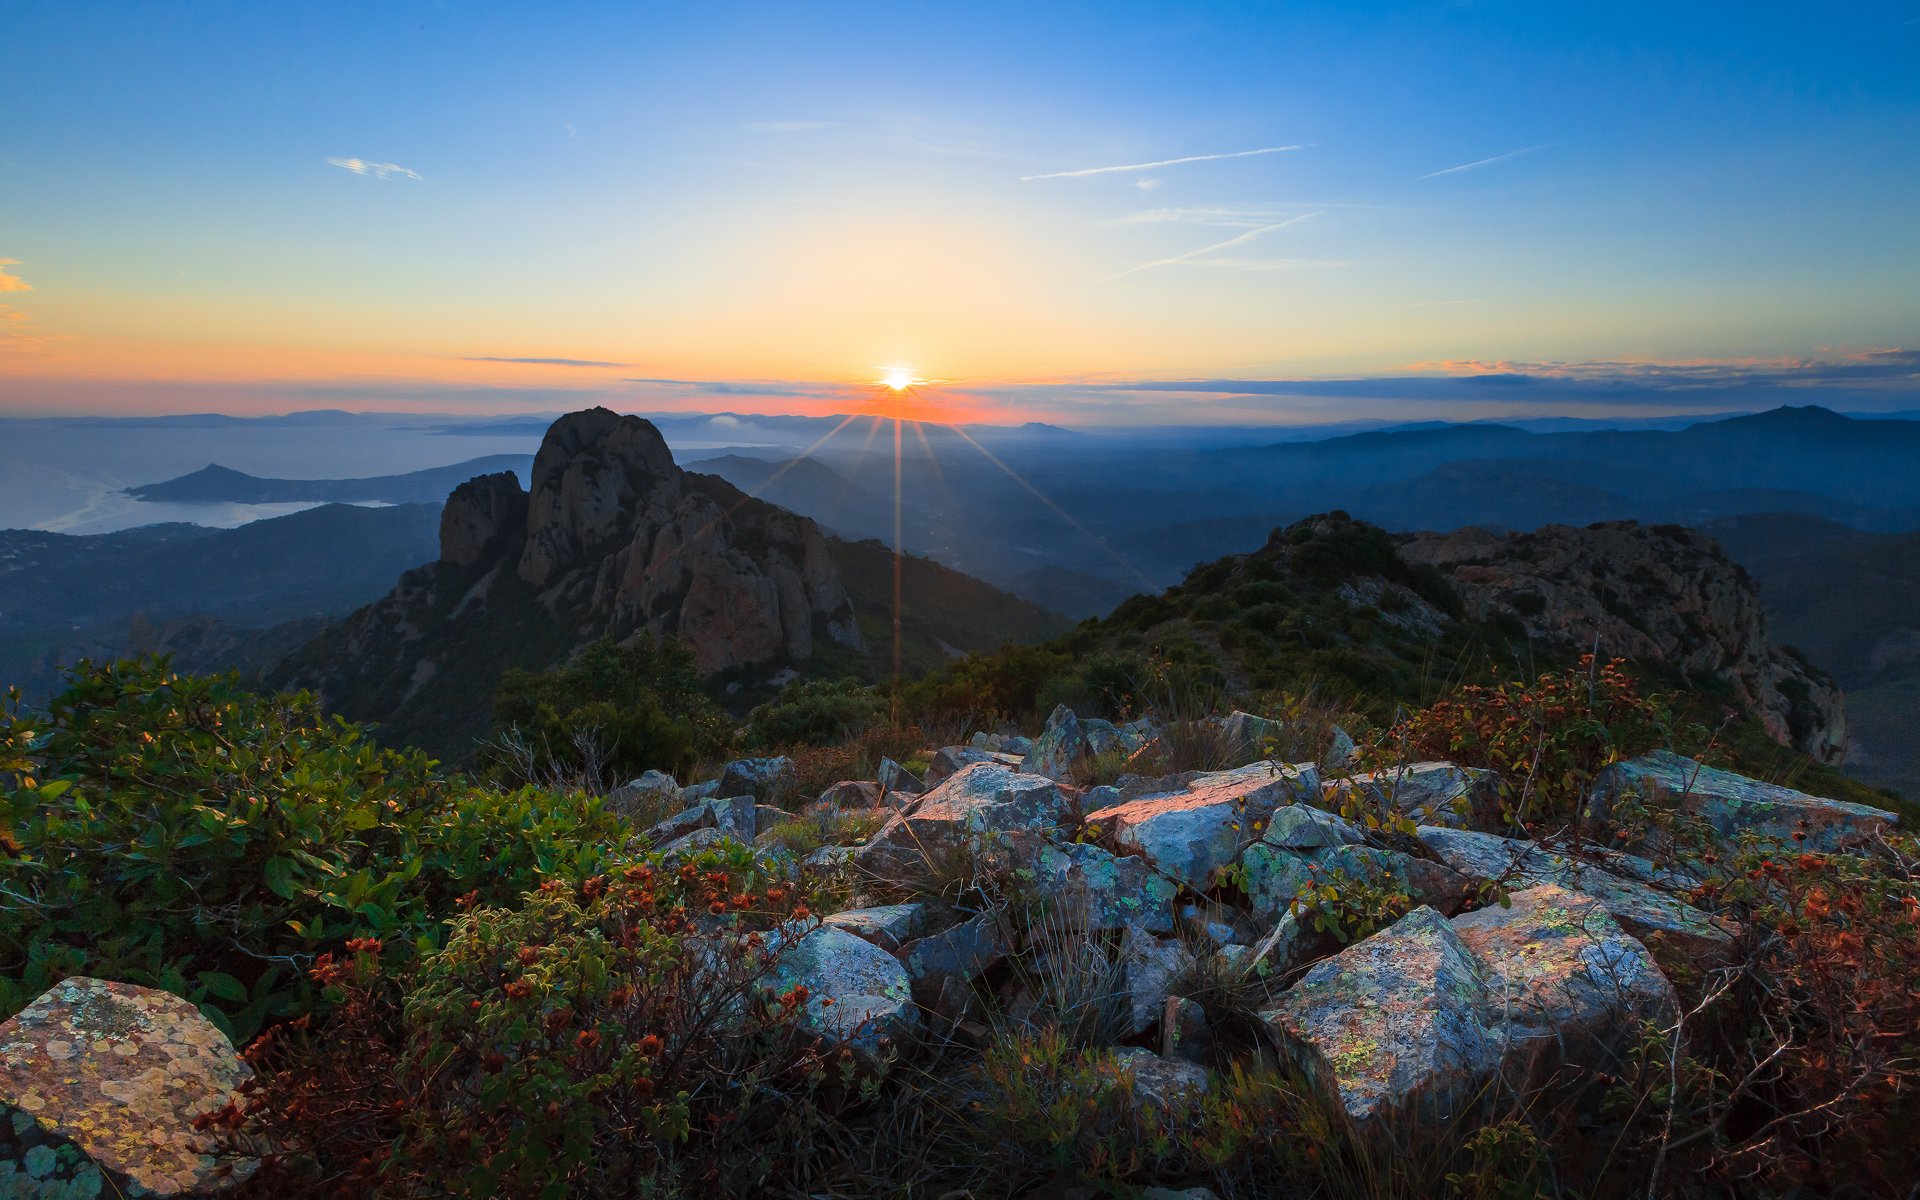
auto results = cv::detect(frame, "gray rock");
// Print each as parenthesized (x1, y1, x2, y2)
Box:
(1595, 751, 1897, 852)
(655, 826, 729, 859)
(763, 926, 921, 1063)
(681, 779, 721, 803)
(1323, 725, 1360, 773)
(822, 902, 947, 953)
(1120, 926, 1199, 1036)
(818, 779, 883, 808)
(1161, 995, 1213, 1064)
(644, 794, 758, 846)
(1322, 761, 1499, 830)
(901, 913, 1009, 1016)
(1030, 841, 1179, 935)
(1111, 1047, 1211, 1112)
(877, 757, 926, 798)
(1416, 826, 1736, 966)
(1263, 906, 1500, 1129)
(717, 755, 794, 801)
(1020, 704, 1088, 781)
(926, 745, 1023, 787)
(1263, 803, 1366, 850)
(1454, 884, 1677, 1059)
(860, 762, 1075, 875)
(604, 769, 680, 817)
(1097, 761, 1319, 889)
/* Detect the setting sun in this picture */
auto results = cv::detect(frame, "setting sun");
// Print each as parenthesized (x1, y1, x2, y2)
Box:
(881, 367, 916, 391)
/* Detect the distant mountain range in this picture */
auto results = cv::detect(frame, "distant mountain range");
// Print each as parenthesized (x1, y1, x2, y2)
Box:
(125, 454, 532, 505)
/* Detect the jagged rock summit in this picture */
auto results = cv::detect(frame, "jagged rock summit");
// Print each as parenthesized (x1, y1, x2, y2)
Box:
(276, 409, 862, 749)
(1399, 520, 1848, 762)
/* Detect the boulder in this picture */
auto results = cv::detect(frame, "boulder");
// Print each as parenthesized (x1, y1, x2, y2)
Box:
(1593, 751, 1896, 852)
(1111, 1047, 1211, 1112)
(0, 978, 255, 1196)
(818, 780, 883, 809)
(1096, 761, 1319, 889)
(1262, 803, 1366, 850)
(604, 769, 681, 818)
(1120, 926, 1199, 1036)
(925, 745, 1024, 787)
(1213, 710, 1292, 760)
(1161, 995, 1212, 1064)
(901, 913, 1009, 1017)
(1416, 826, 1736, 967)
(644, 794, 758, 846)
(680, 779, 721, 804)
(656, 826, 729, 859)
(822, 902, 948, 953)
(1322, 762, 1499, 830)
(1323, 725, 1360, 773)
(1030, 841, 1178, 935)
(1264, 907, 1500, 1129)
(1453, 884, 1677, 1061)
(763, 927, 920, 1063)
(1019, 706, 1155, 783)
(877, 757, 926, 799)
(717, 755, 794, 801)
(859, 762, 1075, 874)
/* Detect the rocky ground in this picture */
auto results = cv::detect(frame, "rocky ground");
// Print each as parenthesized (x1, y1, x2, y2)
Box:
(4, 699, 1901, 1198)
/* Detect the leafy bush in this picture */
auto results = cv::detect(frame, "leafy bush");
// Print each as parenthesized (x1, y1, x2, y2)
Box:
(745, 678, 887, 751)
(488, 636, 731, 789)
(0, 658, 622, 1038)
(226, 849, 856, 1198)
(1381, 655, 1675, 835)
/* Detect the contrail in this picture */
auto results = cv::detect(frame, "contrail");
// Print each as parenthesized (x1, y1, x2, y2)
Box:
(1022, 145, 1303, 181)
(1419, 144, 1550, 180)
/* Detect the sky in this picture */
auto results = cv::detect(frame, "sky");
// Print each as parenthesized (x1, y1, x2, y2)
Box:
(2, 1, 1918, 425)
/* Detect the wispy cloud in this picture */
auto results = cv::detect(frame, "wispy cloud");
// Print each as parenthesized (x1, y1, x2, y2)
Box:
(563, 121, 579, 141)
(0, 259, 29, 293)
(1105, 205, 1321, 229)
(327, 157, 424, 180)
(1104, 212, 1321, 280)
(465, 356, 631, 368)
(1022, 145, 1303, 181)
(742, 119, 834, 133)
(1419, 144, 1550, 179)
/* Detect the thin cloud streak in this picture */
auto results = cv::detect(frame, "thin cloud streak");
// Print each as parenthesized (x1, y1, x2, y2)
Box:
(742, 119, 834, 132)
(465, 356, 631, 368)
(1419, 144, 1550, 179)
(0, 259, 29, 292)
(1104, 211, 1319, 280)
(1022, 144, 1303, 181)
(327, 157, 424, 180)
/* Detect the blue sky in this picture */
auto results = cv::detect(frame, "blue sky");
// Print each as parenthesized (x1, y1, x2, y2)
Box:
(1, 1, 1917, 422)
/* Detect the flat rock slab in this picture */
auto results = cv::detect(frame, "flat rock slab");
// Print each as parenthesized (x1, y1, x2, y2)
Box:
(1097, 761, 1319, 889)
(1453, 884, 1677, 1052)
(1595, 750, 1896, 852)
(0, 978, 254, 1197)
(821, 902, 946, 953)
(1417, 826, 1736, 967)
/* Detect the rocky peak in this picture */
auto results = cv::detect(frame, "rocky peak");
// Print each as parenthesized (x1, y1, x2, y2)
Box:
(1399, 521, 1846, 762)
(519, 407, 679, 588)
(439, 470, 528, 567)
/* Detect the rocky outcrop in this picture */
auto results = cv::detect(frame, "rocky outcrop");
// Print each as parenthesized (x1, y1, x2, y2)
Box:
(1399, 522, 1846, 762)
(1593, 750, 1897, 852)
(273, 409, 864, 752)
(0, 978, 255, 1196)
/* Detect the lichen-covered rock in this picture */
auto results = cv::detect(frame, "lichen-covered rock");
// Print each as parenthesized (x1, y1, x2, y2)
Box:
(1110, 1047, 1211, 1112)
(1030, 841, 1178, 935)
(1323, 725, 1360, 773)
(1452, 885, 1677, 1059)
(859, 762, 1074, 874)
(762, 927, 920, 1062)
(1242, 837, 1466, 920)
(1262, 804, 1366, 850)
(1416, 826, 1735, 967)
(877, 757, 925, 799)
(817, 779, 882, 809)
(1019, 705, 1155, 782)
(1593, 751, 1896, 851)
(0, 978, 255, 1197)
(822, 902, 947, 953)
(1098, 761, 1318, 889)
(1322, 762, 1499, 829)
(1263, 907, 1499, 1129)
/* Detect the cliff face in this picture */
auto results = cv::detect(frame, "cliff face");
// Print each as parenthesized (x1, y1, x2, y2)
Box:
(274, 409, 862, 753)
(1399, 522, 1846, 763)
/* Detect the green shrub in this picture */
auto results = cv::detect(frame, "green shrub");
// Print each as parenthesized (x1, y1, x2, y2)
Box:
(0, 658, 622, 1038)
(488, 636, 731, 788)
(746, 678, 887, 750)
